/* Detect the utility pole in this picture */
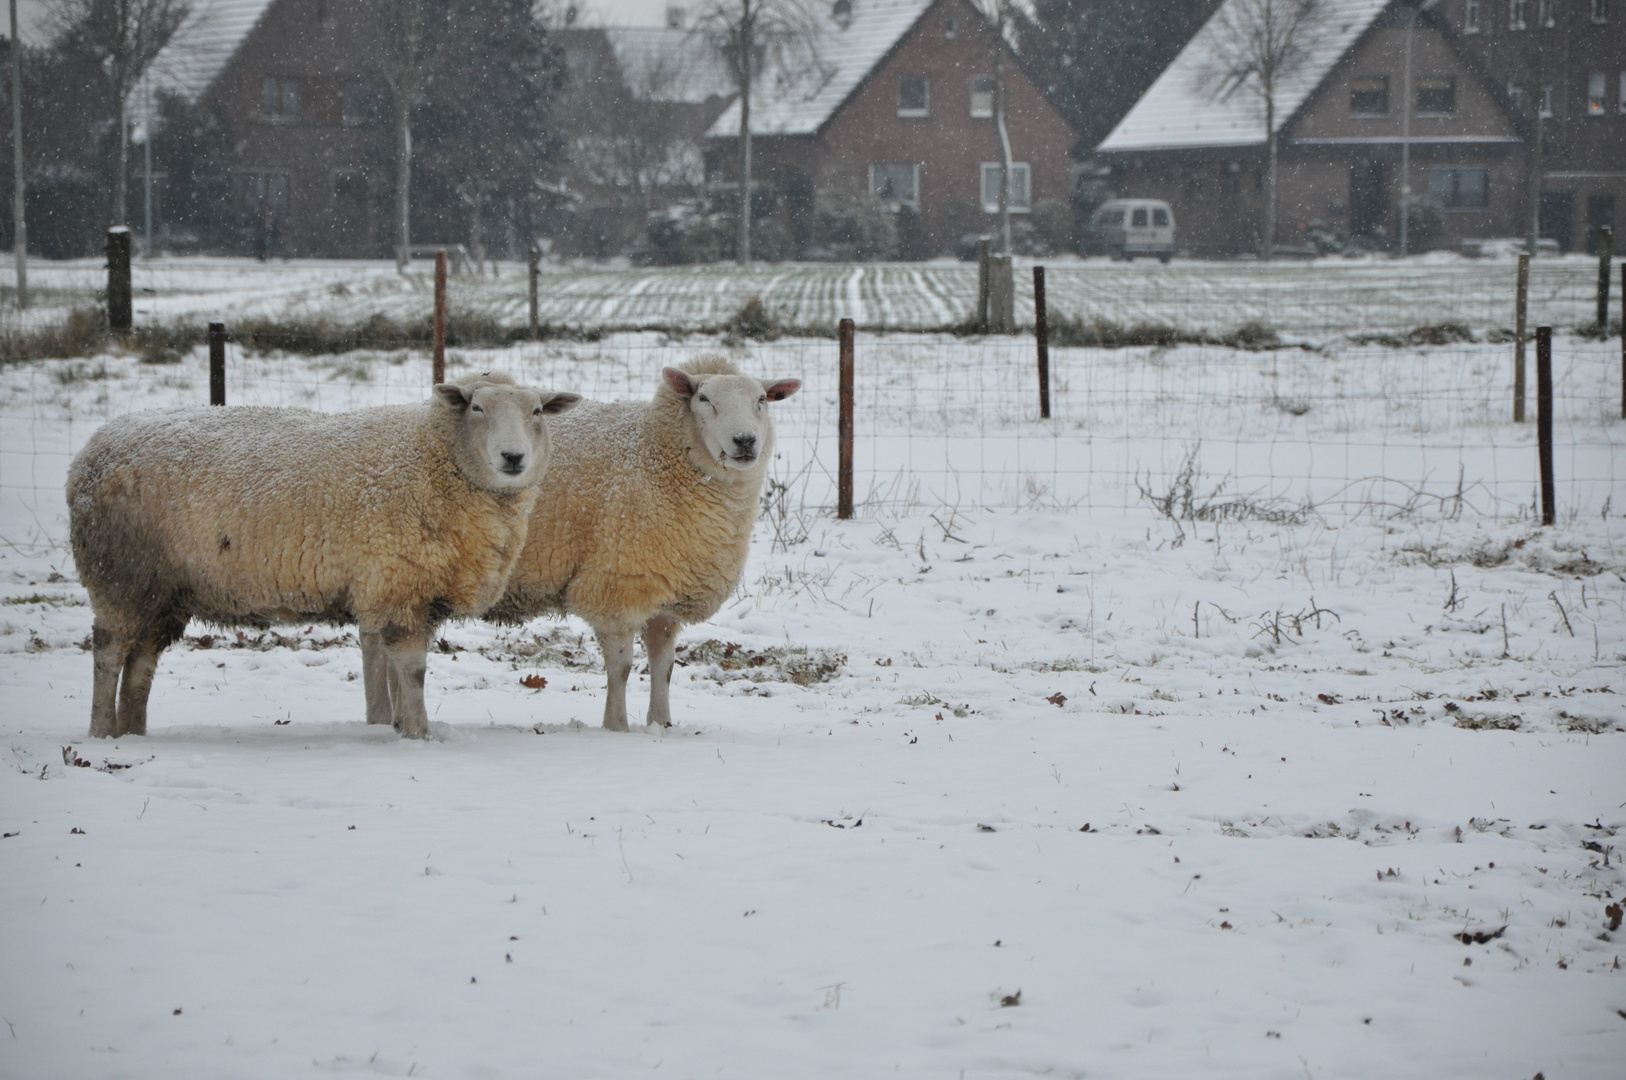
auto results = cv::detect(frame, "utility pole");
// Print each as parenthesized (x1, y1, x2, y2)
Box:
(141, 86, 153, 257)
(9, 0, 26, 308)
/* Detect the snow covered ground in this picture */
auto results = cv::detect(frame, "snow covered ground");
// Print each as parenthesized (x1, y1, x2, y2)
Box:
(2, 330, 1624, 1078)
(4, 251, 1613, 342)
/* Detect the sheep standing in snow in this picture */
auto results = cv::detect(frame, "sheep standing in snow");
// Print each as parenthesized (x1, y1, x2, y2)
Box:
(67, 374, 579, 739)
(487, 357, 801, 730)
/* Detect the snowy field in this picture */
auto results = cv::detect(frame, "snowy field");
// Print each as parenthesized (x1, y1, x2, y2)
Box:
(2, 326, 1624, 1077)
(3, 251, 1614, 342)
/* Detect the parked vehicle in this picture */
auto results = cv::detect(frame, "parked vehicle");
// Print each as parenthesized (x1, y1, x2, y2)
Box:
(1088, 199, 1176, 262)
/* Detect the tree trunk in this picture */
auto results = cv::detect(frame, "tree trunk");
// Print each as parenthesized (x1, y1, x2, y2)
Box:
(395, 97, 412, 271)
(736, 4, 753, 266)
(1262, 89, 1276, 261)
(993, 35, 1014, 255)
(116, 96, 129, 226)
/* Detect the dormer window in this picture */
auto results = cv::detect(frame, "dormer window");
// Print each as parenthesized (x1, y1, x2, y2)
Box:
(898, 75, 929, 117)
(944, 16, 958, 38)
(831, 0, 852, 28)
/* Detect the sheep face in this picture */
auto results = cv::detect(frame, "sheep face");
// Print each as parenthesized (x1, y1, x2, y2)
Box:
(663, 368, 801, 472)
(435, 378, 581, 491)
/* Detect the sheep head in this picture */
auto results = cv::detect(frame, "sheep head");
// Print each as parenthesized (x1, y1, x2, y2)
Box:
(435, 374, 580, 492)
(663, 367, 801, 472)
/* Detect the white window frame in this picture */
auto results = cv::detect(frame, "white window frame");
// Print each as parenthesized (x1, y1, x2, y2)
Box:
(1586, 72, 1606, 115)
(897, 75, 929, 118)
(1538, 0, 1555, 26)
(870, 163, 920, 208)
(980, 162, 1031, 213)
(261, 76, 301, 121)
(970, 75, 994, 119)
(1538, 83, 1553, 117)
(1464, 0, 1481, 31)
(1509, 0, 1527, 29)
(1415, 76, 1457, 116)
(1591, 0, 1609, 23)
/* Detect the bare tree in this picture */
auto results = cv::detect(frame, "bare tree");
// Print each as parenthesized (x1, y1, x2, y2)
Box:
(48, 0, 190, 226)
(691, 0, 825, 264)
(971, 0, 1019, 254)
(1193, 0, 1324, 259)
(377, 0, 432, 271)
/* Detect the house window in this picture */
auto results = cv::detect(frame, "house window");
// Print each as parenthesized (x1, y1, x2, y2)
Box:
(1587, 72, 1607, 114)
(1428, 167, 1489, 208)
(1464, 0, 1481, 31)
(970, 76, 994, 118)
(870, 163, 919, 206)
(898, 76, 929, 117)
(980, 162, 1030, 213)
(1592, 0, 1609, 22)
(1620, 71, 1626, 114)
(1350, 77, 1389, 115)
(1538, 0, 1554, 25)
(944, 15, 958, 38)
(1509, 0, 1527, 29)
(1416, 77, 1456, 115)
(341, 80, 375, 126)
(1539, 83, 1553, 117)
(1508, 81, 1526, 112)
(242, 172, 290, 214)
(261, 76, 300, 120)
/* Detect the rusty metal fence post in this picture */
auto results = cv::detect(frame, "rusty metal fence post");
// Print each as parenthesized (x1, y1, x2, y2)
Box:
(433, 249, 448, 385)
(1514, 253, 1528, 422)
(1536, 325, 1554, 526)
(528, 244, 541, 340)
(838, 317, 854, 520)
(1033, 265, 1050, 419)
(209, 323, 225, 406)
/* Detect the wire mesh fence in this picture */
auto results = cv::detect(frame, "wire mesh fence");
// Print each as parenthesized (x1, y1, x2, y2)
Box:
(1, 257, 1622, 557)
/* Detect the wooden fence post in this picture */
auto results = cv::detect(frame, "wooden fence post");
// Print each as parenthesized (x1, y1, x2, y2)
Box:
(1033, 265, 1050, 419)
(1597, 225, 1613, 331)
(209, 323, 225, 406)
(1536, 325, 1554, 526)
(1620, 260, 1624, 420)
(433, 249, 447, 385)
(987, 255, 1014, 334)
(838, 317, 854, 521)
(528, 244, 540, 340)
(106, 227, 132, 332)
(1514, 253, 1528, 422)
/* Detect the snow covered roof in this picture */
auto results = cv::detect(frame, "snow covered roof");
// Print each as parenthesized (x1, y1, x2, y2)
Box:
(138, 0, 277, 107)
(1098, 0, 1393, 153)
(707, 0, 937, 138)
(602, 27, 736, 103)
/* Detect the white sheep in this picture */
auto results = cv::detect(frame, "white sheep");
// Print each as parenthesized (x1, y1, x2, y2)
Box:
(67, 374, 580, 739)
(487, 356, 801, 730)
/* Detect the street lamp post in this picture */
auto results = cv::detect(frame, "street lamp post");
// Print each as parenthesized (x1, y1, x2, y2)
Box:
(1398, 0, 1440, 258)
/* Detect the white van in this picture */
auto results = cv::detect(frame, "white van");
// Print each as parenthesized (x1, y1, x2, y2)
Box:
(1089, 199, 1176, 262)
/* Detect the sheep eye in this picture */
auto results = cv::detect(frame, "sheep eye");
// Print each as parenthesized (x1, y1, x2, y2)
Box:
(696, 395, 708, 404)
(532, 407, 543, 416)
(472, 404, 484, 413)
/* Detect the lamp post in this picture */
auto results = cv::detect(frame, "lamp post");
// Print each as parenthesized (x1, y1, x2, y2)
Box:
(1398, 0, 1440, 258)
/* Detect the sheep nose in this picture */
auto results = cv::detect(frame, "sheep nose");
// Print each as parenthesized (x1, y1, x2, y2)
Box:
(732, 433, 757, 453)
(501, 451, 527, 473)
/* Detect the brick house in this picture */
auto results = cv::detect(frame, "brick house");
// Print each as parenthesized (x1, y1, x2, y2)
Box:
(1442, 0, 1624, 252)
(144, 0, 395, 257)
(704, 0, 1082, 255)
(1097, 0, 1535, 255)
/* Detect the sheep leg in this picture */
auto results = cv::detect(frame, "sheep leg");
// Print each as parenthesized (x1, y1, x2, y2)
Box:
(381, 625, 431, 739)
(360, 630, 394, 726)
(641, 614, 680, 728)
(596, 627, 635, 732)
(115, 617, 184, 738)
(89, 621, 131, 738)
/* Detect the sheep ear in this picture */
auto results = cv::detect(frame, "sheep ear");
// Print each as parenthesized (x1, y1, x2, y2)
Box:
(763, 379, 801, 402)
(541, 392, 581, 415)
(433, 384, 469, 409)
(662, 367, 698, 398)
